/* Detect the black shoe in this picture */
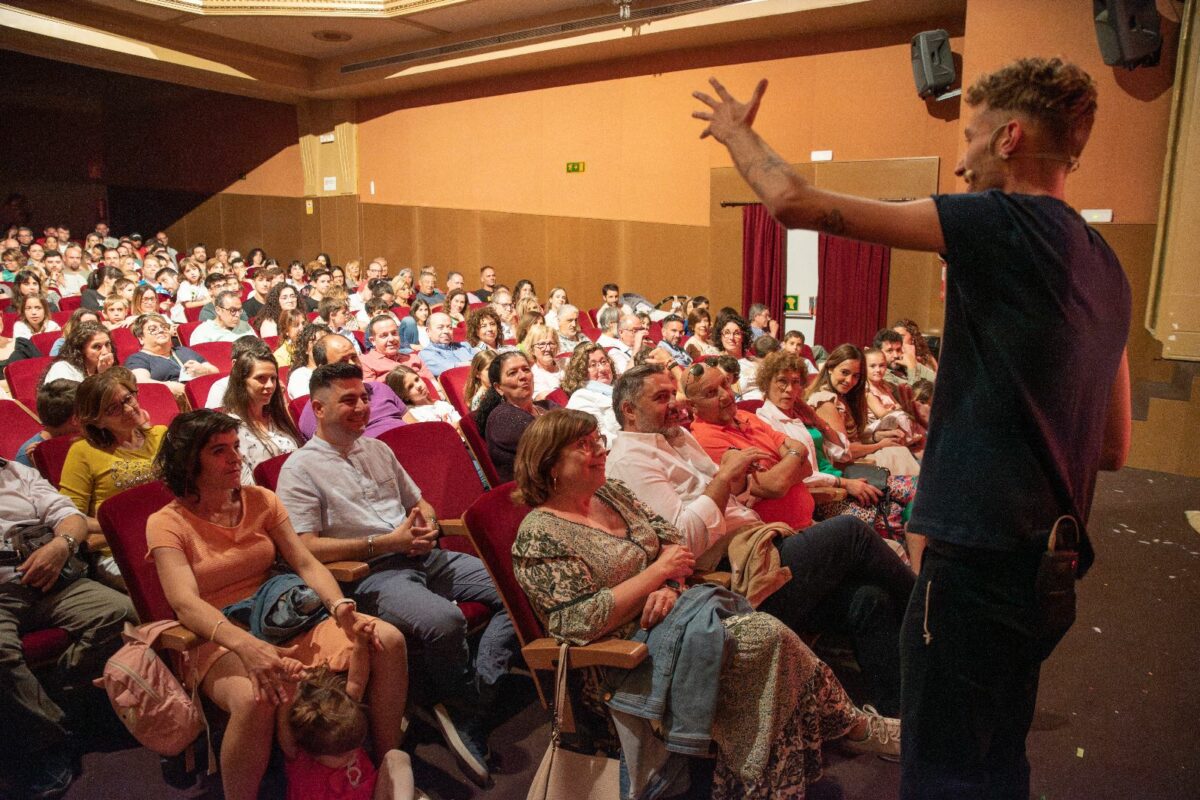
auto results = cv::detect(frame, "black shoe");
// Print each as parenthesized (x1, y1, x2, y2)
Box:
(25, 751, 74, 800)
(429, 702, 491, 787)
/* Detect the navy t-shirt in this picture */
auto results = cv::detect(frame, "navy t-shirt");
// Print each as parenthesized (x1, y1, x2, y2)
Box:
(124, 346, 207, 382)
(908, 191, 1130, 555)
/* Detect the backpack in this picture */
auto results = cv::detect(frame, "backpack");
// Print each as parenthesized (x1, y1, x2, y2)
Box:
(94, 620, 208, 759)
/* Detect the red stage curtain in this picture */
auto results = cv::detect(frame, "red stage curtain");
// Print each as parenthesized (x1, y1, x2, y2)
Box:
(741, 205, 785, 325)
(813, 234, 891, 351)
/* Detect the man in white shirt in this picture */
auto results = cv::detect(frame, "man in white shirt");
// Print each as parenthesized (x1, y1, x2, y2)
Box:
(189, 290, 254, 344)
(555, 304, 591, 353)
(607, 364, 915, 716)
(58, 244, 89, 297)
(606, 315, 647, 375)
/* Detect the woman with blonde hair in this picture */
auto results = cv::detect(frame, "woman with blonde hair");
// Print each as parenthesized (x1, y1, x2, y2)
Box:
(522, 324, 562, 401)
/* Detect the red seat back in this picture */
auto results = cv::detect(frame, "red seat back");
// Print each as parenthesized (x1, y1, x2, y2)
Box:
(57, 295, 81, 313)
(647, 320, 663, 344)
(545, 388, 569, 407)
(252, 452, 292, 492)
(459, 413, 500, 488)
(22, 627, 70, 667)
(439, 365, 470, 419)
(30, 331, 60, 357)
(4, 356, 53, 413)
(98, 481, 178, 622)
(137, 383, 181, 426)
(51, 311, 72, 327)
(261, 336, 280, 351)
(183, 305, 202, 323)
(29, 434, 78, 488)
(288, 395, 309, 426)
(0, 400, 42, 461)
(736, 399, 765, 414)
(463, 484, 539, 646)
(190, 341, 233, 372)
(451, 321, 467, 343)
(183, 371, 227, 410)
(376, 422, 484, 520)
(177, 321, 201, 347)
(1, 313, 16, 337)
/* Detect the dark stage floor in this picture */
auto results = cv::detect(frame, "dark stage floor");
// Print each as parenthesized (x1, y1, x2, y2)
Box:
(37, 467, 1200, 800)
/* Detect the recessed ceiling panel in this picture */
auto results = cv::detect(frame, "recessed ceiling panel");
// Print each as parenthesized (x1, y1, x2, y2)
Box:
(405, 0, 599, 34)
(80, 0, 190, 21)
(178, 14, 434, 57)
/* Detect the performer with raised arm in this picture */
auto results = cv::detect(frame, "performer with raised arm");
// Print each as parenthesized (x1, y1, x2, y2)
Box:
(693, 58, 1131, 800)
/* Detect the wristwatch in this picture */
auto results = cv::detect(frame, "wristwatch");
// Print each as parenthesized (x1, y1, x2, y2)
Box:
(785, 448, 805, 460)
(58, 533, 79, 556)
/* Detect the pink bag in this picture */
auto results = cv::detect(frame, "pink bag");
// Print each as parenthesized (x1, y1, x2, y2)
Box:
(94, 620, 207, 758)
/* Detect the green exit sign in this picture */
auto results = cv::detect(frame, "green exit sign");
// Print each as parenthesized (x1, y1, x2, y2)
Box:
(785, 295, 799, 312)
(566, 162, 586, 173)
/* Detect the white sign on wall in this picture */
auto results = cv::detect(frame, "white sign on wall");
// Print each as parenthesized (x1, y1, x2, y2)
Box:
(784, 229, 819, 343)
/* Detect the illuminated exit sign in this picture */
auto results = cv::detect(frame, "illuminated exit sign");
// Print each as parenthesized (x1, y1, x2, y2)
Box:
(566, 162, 586, 173)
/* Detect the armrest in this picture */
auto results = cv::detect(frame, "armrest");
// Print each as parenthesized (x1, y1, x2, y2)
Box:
(328, 561, 369, 582)
(439, 518, 469, 539)
(521, 637, 648, 672)
(84, 533, 108, 553)
(809, 486, 847, 504)
(158, 624, 202, 651)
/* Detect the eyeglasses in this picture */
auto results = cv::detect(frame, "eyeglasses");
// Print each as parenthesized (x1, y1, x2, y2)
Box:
(220, 305, 243, 315)
(143, 324, 168, 335)
(574, 433, 609, 455)
(104, 390, 139, 417)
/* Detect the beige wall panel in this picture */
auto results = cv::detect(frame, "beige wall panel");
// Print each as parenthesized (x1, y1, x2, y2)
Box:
(259, 197, 305, 265)
(360, 203, 415, 273)
(333, 195, 363, 265)
(219, 195, 263, 259)
(544, 217, 623, 312)
(300, 199, 323, 264)
(480, 211, 548, 292)
(886, 249, 943, 335)
(623, 221, 709, 308)
(1131, 397, 1200, 477)
(181, 196, 223, 254)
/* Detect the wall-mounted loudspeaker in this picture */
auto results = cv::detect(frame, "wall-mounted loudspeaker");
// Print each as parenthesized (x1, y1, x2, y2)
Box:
(911, 29, 955, 98)
(1094, 0, 1162, 68)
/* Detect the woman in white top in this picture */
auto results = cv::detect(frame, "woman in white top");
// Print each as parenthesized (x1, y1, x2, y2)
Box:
(221, 350, 303, 484)
(542, 286, 568, 331)
(716, 316, 761, 400)
(12, 294, 60, 340)
(561, 343, 620, 441)
(255, 283, 301, 338)
(684, 308, 719, 362)
(523, 324, 562, 401)
(44, 322, 116, 384)
(384, 366, 462, 429)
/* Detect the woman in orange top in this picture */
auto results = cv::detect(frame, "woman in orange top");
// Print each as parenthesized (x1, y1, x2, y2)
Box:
(147, 410, 408, 800)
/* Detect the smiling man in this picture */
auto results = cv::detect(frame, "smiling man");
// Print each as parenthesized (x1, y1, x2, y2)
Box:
(359, 314, 433, 384)
(420, 311, 476, 378)
(694, 57, 1132, 799)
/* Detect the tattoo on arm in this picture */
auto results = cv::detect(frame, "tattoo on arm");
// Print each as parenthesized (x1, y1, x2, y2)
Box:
(816, 208, 846, 235)
(744, 152, 792, 198)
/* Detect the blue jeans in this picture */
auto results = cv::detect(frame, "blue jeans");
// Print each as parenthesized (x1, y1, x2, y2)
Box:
(900, 540, 1062, 800)
(353, 548, 516, 704)
(758, 515, 914, 715)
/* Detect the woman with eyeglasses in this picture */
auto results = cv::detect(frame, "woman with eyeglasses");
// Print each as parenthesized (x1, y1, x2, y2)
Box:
(512, 409, 898, 800)
(684, 308, 719, 362)
(716, 315, 761, 400)
(561, 343, 620, 441)
(43, 322, 117, 384)
(124, 313, 218, 398)
(59, 367, 167, 589)
(522, 324, 563, 401)
(466, 307, 502, 353)
(254, 283, 301, 338)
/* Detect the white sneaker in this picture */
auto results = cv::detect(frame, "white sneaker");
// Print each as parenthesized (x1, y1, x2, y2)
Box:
(842, 704, 901, 761)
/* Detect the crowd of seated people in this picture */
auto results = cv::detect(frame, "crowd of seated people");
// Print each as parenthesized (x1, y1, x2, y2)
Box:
(0, 218, 944, 798)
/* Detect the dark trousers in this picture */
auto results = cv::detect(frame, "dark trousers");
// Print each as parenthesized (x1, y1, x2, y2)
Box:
(900, 541, 1067, 800)
(759, 515, 915, 716)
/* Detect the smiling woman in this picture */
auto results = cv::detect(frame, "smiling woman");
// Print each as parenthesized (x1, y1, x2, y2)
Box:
(473, 350, 560, 482)
(124, 313, 218, 398)
(221, 350, 304, 484)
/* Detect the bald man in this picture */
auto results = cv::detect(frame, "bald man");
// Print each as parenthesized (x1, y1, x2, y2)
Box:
(420, 312, 477, 378)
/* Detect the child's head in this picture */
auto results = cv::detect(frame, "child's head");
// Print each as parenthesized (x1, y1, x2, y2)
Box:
(103, 296, 130, 324)
(782, 330, 805, 354)
(864, 347, 888, 384)
(16, 293, 48, 328)
(36, 379, 80, 437)
(911, 378, 935, 405)
(288, 666, 368, 763)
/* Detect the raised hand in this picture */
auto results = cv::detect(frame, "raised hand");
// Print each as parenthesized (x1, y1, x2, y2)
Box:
(652, 544, 695, 582)
(692, 77, 769, 143)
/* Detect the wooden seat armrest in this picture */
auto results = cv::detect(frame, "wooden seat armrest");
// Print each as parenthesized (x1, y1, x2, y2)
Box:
(439, 519, 469, 539)
(809, 486, 847, 504)
(158, 624, 203, 651)
(328, 561, 370, 582)
(522, 637, 648, 672)
(84, 533, 108, 553)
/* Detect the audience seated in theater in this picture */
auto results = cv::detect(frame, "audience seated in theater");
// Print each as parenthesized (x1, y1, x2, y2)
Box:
(656, 314, 692, 367)
(864, 347, 927, 454)
(286, 322, 332, 400)
(254, 283, 301, 338)
(60, 367, 165, 589)
(317, 297, 362, 354)
(412, 270, 445, 307)
(782, 330, 819, 373)
(0, 248, 21, 282)
(47, 309, 101, 358)
(297, 334, 409, 440)
(554, 304, 590, 353)
(606, 314, 649, 376)
(148, 410, 407, 800)
(44, 322, 115, 384)
(892, 318, 939, 373)
(277, 362, 516, 787)
(204, 336, 275, 409)
(684, 308, 719, 361)
(599, 282, 632, 317)
(14, 378, 80, 467)
(12, 293, 58, 341)
(444, 288, 470, 325)
(464, 349, 498, 412)
(473, 350, 558, 483)
(542, 286, 568, 330)
(489, 288, 517, 342)
(129, 285, 162, 320)
(607, 364, 914, 718)
(303, 267, 332, 311)
(874, 327, 935, 388)
(474, 265, 497, 304)
(241, 266, 274, 322)
(13, 270, 60, 313)
(58, 244, 88, 297)
(385, 365, 461, 429)
(594, 305, 621, 350)
(513, 308, 545, 351)
(523, 324, 563, 400)
(197, 274, 245, 322)
(125, 313, 218, 399)
(32, 258, 66, 310)
(755, 351, 917, 556)
(445, 270, 479, 304)
(356, 294, 394, 333)
(80, 266, 122, 312)
(390, 268, 414, 307)
(421, 312, 477, 378)
(172, 259, 208, 320)
(102, 295, 132, 331)
(0, 458, 135, 798)
(747, 302, 779, 340)
(513, 279, 536, 305)
(222, 349, 304, 484)
(190, 291, 254, 345)
(512, 409, 900, 799)
(360, 315, 434, 385)
(753, 334, 781, 360)
(399, 298, 432, 352)
(561, 343, 620, 441)
(715, 312, 761, 400)
(807, 344, 921, 477)
(271, 307, 307, 368)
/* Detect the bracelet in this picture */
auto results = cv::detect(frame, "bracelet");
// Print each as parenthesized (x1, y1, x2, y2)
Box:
(366, 535, 376, 559)
(835, 477, 842, 488)
(785, 448, 804, 460)
(328, 598, 356, 616)
(210, 619, 226, 642)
